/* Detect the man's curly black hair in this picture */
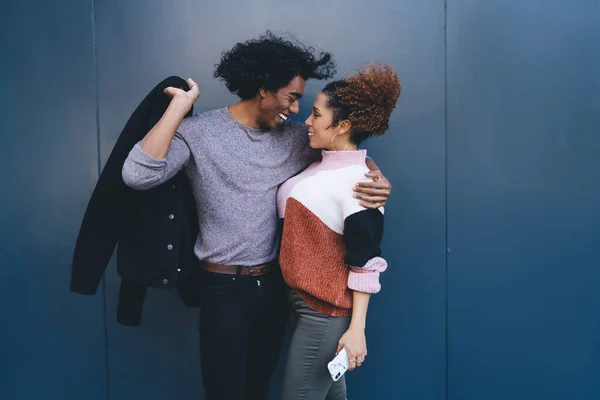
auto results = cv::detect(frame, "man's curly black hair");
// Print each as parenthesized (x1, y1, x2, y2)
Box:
(214, 31, 336, 100)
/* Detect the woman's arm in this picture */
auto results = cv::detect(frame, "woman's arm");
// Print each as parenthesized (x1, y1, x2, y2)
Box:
(336, 291, 371, 371)
(336, 204, 388, 371)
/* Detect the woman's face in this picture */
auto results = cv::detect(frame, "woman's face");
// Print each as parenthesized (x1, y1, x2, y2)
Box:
(305, 93, 343, 150)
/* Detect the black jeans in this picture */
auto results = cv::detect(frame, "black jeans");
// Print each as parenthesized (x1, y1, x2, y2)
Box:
(199, 267, 288, 400)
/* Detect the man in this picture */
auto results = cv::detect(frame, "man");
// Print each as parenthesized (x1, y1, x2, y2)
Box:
(122, 32, 391, 400)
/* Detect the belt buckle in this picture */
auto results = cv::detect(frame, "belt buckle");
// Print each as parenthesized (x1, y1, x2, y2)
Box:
(249, 265, 266, 277)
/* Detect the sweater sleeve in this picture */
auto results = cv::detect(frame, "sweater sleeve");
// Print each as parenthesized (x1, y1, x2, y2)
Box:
(343, 208, 387, 294)
(122, 133, 190, 190)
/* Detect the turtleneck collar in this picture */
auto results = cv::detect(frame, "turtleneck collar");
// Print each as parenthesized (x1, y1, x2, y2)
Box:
(319, 149, 367, 170)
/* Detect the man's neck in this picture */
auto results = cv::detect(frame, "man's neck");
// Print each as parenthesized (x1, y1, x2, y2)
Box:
(228, 99, 262, 129)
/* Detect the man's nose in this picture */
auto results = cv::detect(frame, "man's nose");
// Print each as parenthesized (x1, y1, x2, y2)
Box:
(290, 99, 300, 114)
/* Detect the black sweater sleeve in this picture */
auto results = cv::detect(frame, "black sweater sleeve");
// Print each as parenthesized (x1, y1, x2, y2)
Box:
(343, 208, 384, 268)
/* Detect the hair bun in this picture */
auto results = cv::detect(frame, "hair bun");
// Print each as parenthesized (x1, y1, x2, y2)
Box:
(340, 62, 402, 136)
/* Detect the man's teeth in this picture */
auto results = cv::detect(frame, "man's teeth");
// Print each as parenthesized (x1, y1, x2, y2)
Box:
(279, 113, 288, 121)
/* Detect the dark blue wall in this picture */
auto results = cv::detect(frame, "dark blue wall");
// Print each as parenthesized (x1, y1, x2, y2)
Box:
(0, 0, 598, 399)
(0, 1, 106, 400)
(447, 2, 600, 399)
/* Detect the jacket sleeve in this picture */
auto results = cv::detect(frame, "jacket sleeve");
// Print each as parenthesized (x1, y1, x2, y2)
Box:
(122, 133, 190, 190)
(70, 118, 147, 294)
(343, 208, 387, 294)
(71, 76, 191, 294)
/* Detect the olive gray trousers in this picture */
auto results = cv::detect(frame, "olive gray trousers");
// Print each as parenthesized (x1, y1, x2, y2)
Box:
(281, 289, 351, 400)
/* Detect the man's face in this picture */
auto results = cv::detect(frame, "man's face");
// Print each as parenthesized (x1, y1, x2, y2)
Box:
(258, 76, 305, 130)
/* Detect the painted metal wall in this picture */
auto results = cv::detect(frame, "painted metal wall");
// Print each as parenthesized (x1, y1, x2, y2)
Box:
(446, 1, 600, 399)
(0, 1, 106, 399)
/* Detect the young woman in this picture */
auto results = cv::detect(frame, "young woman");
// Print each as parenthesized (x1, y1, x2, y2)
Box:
(277, 63, 402, 399)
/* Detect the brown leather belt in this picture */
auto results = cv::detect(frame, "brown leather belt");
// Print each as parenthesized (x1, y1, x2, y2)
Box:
(202, 260, 277, 277)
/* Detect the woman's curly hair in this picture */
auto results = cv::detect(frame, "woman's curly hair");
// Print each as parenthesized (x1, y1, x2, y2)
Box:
(322, 63, 401, 145)
(214, 31, 336, 99)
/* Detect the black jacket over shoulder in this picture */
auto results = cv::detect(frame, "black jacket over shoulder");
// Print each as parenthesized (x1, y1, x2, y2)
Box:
(70, 76, 200, 326)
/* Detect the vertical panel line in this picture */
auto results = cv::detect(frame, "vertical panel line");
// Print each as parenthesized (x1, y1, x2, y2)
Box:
(91, 1, 110, 399)
(444, 0, 449, 399)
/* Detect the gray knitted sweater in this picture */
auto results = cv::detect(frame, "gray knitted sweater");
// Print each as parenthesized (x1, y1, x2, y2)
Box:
(122, 107, 316, 266)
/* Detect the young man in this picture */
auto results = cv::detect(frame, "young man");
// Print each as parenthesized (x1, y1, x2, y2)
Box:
(122, 32, 392, 400)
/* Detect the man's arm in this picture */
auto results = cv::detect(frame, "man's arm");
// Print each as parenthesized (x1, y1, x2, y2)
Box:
(139, 78, 199, 158)
(122, 79, 200, 190)
(353, 157, 392, 209)
(122, 135, 191, 190)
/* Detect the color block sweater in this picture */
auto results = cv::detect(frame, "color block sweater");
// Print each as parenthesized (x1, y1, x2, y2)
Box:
(277, 149, 387, 317)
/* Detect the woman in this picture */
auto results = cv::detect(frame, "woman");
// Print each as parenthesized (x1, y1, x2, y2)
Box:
(277, 63, 402, 399)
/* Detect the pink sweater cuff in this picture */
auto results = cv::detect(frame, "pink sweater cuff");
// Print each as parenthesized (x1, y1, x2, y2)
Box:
(347, 257, 388, 294)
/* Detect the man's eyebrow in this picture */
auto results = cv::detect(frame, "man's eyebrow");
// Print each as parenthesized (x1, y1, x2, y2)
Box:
(289, 92, 303, 100)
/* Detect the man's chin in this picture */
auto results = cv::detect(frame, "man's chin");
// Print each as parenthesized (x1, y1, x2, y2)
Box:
(257, 122, 273, 131)
(270, 119, 285, 130)
(257, 116, 284, 131)
(256, 119, 277, 130)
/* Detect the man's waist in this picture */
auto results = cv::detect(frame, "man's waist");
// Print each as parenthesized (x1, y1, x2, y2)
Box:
(202, 259, 279, 277)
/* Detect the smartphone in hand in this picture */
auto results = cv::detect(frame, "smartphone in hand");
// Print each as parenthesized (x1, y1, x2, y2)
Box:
(327, 347, 350, 381)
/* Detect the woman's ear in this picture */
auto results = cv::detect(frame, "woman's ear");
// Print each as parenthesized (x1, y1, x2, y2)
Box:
(338, 120, 352, 135)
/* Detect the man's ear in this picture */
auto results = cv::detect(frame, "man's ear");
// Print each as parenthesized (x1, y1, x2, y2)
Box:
(259, 88, 268, 98)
